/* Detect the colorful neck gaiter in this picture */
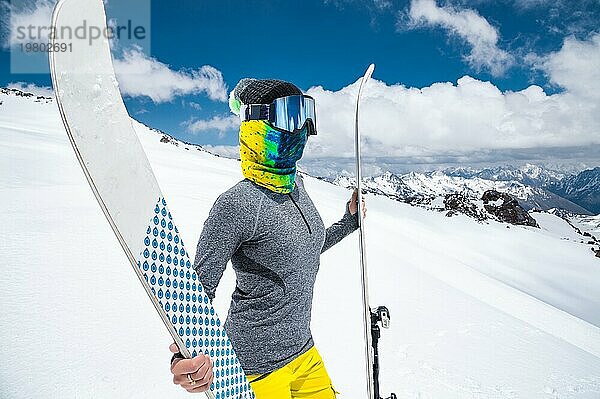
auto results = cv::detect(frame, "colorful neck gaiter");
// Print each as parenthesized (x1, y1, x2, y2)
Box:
(239, 120, 307, 194)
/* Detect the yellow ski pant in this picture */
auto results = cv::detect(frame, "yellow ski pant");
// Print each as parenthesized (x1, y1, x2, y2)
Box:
(247, 346, 338, 399)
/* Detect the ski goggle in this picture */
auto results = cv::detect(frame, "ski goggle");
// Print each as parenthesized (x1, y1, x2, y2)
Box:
(240, 95, 317, 136)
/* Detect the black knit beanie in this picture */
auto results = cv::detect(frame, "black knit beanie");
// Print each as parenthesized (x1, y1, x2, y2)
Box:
(229, 78, 302, 115)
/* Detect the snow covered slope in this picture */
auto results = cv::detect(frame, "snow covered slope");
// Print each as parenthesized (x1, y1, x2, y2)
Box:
(571, 214, 600, 237)
(1, 89, 600, 399)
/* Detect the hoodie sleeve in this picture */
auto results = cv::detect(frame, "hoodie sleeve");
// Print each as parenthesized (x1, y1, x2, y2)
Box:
(194, 189, 259, 300)
(321, 201, 359, 253)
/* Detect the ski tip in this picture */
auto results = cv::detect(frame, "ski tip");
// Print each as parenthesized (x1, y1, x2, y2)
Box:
(359, 64, 375, 88)
(363, 64, 375, 81)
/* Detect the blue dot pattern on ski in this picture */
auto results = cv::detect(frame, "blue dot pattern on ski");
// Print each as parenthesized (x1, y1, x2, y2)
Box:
(137, 197, 255, 399)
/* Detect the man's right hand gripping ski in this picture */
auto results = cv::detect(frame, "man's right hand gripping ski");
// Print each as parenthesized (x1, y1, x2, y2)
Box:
(169, 343, 214, 394)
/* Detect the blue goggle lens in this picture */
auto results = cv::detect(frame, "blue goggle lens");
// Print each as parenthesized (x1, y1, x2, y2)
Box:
(241, 95, 317, 135)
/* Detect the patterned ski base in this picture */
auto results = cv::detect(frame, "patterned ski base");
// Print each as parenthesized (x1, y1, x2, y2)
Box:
(137, 197, 254, 399)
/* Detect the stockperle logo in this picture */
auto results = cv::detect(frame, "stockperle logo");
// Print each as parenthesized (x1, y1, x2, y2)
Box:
(7, 0, 151, 74)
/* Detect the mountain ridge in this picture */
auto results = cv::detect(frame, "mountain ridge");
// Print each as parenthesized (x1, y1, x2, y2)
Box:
(331, 169, 594, 216)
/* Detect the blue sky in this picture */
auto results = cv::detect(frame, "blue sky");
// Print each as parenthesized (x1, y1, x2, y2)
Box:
(1, 0, 599, 173)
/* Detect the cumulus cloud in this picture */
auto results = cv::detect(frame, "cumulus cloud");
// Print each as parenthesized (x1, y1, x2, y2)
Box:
(530, 33, 600, 100)
(7, 81, 54, 97)
(0, 0, 54, 49)
(113, 47, 228, 103)
(304, 34, 600, 162)
(184, 115, 239, 135)
(3, 1, 227, 103)
(401, 0, 514, 76)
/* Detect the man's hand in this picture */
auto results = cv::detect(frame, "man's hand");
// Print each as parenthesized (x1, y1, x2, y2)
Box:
(349, 189, 367, 218)
(169, 343, 214, 393)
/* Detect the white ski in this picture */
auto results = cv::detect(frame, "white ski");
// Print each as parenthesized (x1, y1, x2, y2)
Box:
(49, 1, 254, 398)
(354, 63, 376, 399)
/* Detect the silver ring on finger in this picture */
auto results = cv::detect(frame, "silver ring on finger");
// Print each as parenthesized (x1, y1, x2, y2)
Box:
(187, 373, 196, 385)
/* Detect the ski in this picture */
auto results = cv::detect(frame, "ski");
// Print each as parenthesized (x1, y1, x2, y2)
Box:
(354, 64, 396, 399)
(354, 63, 375, 399)
(49, 1, 254, 398)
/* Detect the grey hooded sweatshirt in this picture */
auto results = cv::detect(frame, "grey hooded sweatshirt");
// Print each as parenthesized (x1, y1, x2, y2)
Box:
(194, 175, 358, 374)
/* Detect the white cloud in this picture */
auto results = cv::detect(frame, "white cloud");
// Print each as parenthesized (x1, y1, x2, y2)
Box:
(403, 0, 514, 76)
(531, 33, 600, 100)
(113, 47, 228, 103)
(1, 0, 54, 48)
(184, 115, 239, 135)
(3, 1, 227, 103)
(7, 81, 53, 97)
(305, 35, 600, 161)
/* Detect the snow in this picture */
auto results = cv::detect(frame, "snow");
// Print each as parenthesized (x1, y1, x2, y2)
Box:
(333, 170, 542, 201)
(486, 198, 504, 207)
(401, 171, 539, 200)
(570, 214, 600, 237)
(333, 166, 595, 215)
(447, 163, 567, 186)
(1, 89, 600, 398)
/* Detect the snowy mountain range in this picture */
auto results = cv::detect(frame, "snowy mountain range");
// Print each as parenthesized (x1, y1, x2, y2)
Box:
(548, 167, 600, 214)
(330, 165, 598, 216)
(444, 164, 566, 187)
(447, 164, 600, 214)
(2, 87, 600, 398)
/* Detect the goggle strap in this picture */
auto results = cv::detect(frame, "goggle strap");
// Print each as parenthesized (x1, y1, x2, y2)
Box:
(243, 104, 270, 121)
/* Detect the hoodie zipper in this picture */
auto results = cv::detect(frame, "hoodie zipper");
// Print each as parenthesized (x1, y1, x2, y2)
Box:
(288, 193, 312, 234)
